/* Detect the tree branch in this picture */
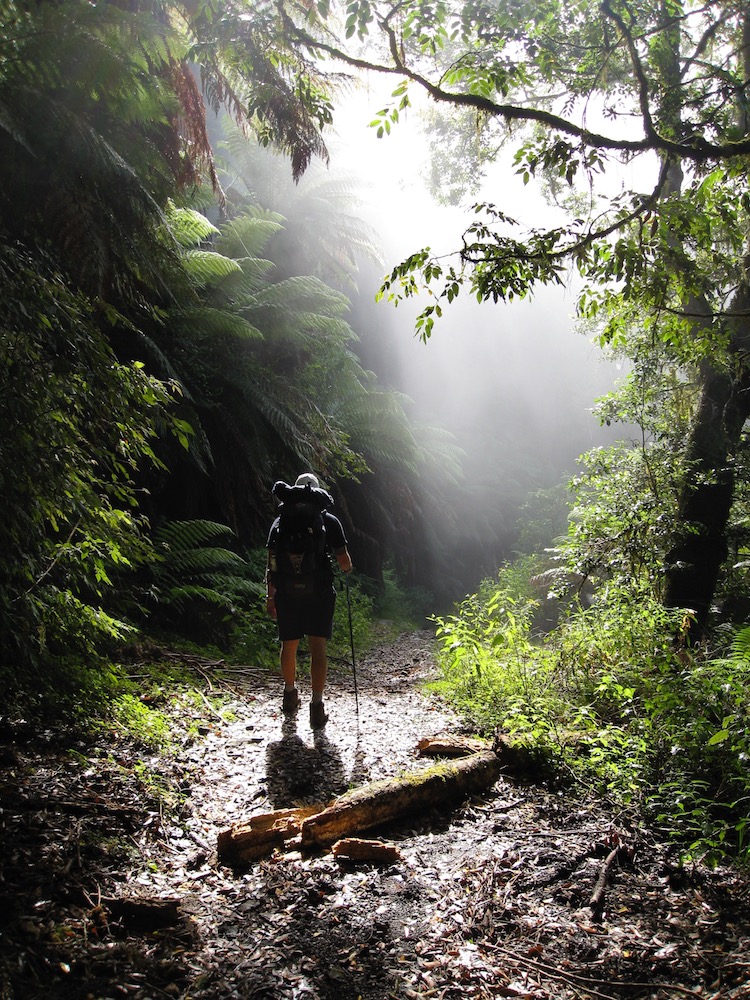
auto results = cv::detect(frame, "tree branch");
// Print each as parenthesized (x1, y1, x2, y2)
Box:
(279, 3, 750, 161)
(600, 0, 660, 143)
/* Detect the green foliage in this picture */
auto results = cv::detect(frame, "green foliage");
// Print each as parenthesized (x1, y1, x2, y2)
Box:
(372, 567, 434, 628)
(145, 520, 260, 646)
(112, 694, 174, 753)
(432, 571, 557, 735)
(330, 576, 374, 666)
(433, 565, 750, 863)
(561, 441, 677, 597)
(513, 484, 570, 555)
(0, 243, 171, 700)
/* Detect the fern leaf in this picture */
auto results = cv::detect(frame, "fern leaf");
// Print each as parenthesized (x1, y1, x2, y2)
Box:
(167, 204, 219, 248)
(216, 213, 284, 258)
(173, 307, 263, 341)
(183, 250, 242, 287)
(730, 626, 750, 664)
(155, 520, 235, 551)
(165, 585, 234, 611)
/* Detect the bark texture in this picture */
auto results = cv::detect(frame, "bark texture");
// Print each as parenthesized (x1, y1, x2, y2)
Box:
(663, 300, 750, 633)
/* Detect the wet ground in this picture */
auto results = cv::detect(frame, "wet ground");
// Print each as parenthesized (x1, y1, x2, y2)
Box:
(2, 631, 750, 999)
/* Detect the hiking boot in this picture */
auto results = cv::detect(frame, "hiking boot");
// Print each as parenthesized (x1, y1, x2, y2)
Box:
(282, 688, 301, 715)
(309, 700, 328, 730)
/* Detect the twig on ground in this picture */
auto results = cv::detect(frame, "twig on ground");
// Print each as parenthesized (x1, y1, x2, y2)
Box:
(590, 844, 623, 920)
(484, 942, 706, 999)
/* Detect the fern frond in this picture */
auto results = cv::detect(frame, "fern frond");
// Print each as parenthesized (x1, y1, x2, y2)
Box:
(730, 626, 750, 664)
(155, 519, 235, 551)
(164, 585, 234, 611)
(165, 548, 248, 575)
(210, 575, 262, 598)
(216, 212, 284, 258)
(183, 250, 242, 287)
(173, 307, 263, 341)
(167, 204, 219, 248)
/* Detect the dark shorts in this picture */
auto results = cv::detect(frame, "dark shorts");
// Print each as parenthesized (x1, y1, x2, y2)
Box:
(275, 586, 336, 641)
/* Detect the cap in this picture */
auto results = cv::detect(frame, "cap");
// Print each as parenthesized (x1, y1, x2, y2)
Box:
(294, 473, 320, 489)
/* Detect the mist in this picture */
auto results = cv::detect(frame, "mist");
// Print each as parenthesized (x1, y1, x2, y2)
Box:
(314, 83, 628, 597)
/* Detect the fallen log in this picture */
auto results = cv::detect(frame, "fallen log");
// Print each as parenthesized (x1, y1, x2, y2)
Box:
(218, 749, 502, 867)
(332, 838, 401, 864)
(417, 734, 489, 757)
(104, 896, 182, 931)
(300, 749, 502, 849)
(217, 804, 322, 865)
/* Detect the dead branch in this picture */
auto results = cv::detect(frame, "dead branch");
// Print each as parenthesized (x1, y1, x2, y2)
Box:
(589, 845, 623, 920)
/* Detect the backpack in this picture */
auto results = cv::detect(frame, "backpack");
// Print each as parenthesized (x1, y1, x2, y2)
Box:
(270, 481, 333, 597)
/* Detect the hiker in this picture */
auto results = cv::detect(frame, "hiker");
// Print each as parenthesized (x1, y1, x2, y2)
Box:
(265, 473, 352, 729)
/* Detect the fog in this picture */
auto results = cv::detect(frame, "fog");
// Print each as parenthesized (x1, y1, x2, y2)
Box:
(238, 78, 631, 598)
(325, 84, 627, 555)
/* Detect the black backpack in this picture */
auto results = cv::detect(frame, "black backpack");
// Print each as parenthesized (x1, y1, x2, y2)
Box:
(271, 481, 333, 597)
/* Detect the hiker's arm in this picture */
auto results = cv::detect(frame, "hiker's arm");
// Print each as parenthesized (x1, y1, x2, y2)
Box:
(334, 546, 352, 574)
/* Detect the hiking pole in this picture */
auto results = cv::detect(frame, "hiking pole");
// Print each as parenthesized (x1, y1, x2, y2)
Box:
(345, 573, 359, 716)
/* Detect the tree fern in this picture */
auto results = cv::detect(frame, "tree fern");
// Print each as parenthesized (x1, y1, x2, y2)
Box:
(215, 211, 286, 259)
(149, 519, 255, 625)
(217, 131, 382, 292)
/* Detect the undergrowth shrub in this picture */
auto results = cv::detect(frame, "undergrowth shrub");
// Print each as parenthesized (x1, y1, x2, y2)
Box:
(433, 567, 750, 864)
(372, 567, 433, 628)
(144, 520, 260, 647)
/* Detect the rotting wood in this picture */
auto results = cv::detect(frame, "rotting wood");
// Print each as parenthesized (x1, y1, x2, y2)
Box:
(417, 734, 489, 757)
(218, 748, 502, 866)
(332, 838, 401, 864)
(217, 804, 323, 865)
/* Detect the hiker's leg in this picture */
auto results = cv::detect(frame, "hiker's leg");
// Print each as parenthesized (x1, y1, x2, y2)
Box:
(280, 639, 299, 686)
(308, 635, 328, 696)
(308, 635, 328, 729)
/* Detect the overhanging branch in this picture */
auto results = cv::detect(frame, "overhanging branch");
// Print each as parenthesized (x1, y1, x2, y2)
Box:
(279, 3, 750, 162)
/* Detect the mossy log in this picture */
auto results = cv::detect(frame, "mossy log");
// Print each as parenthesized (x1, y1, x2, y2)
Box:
(300, 749, 502, 849)
(217, 749, 502, 867)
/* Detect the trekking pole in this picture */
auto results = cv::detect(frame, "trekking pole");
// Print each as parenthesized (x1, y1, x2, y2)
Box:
(345, 573, 359, 716)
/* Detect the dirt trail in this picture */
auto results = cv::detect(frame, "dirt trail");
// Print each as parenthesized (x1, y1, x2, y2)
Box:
(2, 631, 750, 999)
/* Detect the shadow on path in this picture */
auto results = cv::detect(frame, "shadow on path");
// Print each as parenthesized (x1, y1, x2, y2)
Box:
(265, 716, 349, 809)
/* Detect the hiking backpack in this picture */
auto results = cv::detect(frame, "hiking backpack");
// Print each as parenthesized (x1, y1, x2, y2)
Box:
(270, 481, 333, 597)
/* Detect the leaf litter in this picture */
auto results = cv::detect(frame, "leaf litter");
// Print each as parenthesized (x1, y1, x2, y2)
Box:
(1, 630, 749, 999)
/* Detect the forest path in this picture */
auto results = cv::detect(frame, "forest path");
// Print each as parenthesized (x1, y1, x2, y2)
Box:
(2, 631, 750, 999)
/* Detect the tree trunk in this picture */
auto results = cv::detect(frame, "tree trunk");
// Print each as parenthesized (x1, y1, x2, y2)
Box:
(663, 313, 750, 634)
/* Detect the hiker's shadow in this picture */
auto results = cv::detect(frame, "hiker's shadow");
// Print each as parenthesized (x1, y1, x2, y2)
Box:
(265, 716, 347, 809)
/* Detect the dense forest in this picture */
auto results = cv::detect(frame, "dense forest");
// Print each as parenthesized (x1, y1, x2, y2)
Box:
(3, 0, 750, 873)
